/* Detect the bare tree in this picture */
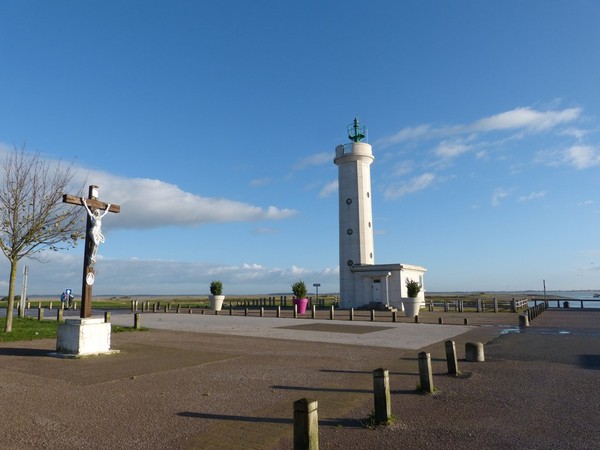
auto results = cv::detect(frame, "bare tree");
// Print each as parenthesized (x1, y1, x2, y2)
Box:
(0, 146, 84, 332)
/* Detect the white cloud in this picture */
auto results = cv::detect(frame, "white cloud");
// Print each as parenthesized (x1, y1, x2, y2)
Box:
(518, 191, 546, 202)
(471, 107, 581, 132)
(434, 140, 471, 158)
(293, 152, 331, 170)
(318, 179, 338, 198)
(563, 145, 600, 169)
(384, 173, 435, 199)
(71, 169, 297, 230)
(492, 187, 511, 207)
(249, 177, 271, 187)
(376, 124, 431, 147)
(378, 106, 582, 149)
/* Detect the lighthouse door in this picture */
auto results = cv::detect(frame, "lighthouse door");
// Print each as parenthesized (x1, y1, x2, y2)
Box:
(371, 279, 382, 303)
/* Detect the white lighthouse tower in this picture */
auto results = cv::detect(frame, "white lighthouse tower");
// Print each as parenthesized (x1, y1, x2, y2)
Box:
(334, 119, 376, 307)
(334, 118, 426, 309)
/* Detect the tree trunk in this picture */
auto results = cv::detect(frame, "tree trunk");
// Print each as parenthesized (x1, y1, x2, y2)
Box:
(4, 258, 18, 333)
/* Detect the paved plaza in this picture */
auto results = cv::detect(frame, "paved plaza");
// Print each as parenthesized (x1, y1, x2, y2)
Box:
(0, 309, 598, 449)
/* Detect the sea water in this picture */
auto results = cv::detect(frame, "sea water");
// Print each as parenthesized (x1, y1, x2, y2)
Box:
(527, 290, 600, 309)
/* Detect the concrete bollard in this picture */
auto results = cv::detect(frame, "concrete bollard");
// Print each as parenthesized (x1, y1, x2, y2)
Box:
(493, 297, 499, 313)
(293, 304, 298, 319)
(260, 307, 264, 317)
(414, 315, 419, 323)
(104, 311, 111, 323)
(49, 302, 53, 310)
(418, 352, 434, 393)
(519, 314, 529, 327)
(134, 313, 141, 330)
(38, 308, 44, 321)
(73, 301, 77, 310)
(189, 308, 193, 314)
(445, 340, 459, 375)
(153, 303, 157, 313)
(372, 368, 392, 424)
(438, 317, 443, 324)
(177, 305, 181, 314)
(444, 302, 449, 313)
(349, 308, 354, 321)
(465, 342, 485, 362)
(311, 305, 316, 319)
(131, 301, 135, 312)
(164, 305, 168, 313)
(330, 305, 334, 320)
(392, 311, 397, 323)
(464, 318, 469, 325)
(57, 309, 64, 323)
(245, 308, 248, 317)
(277, 306, 281, 318)
(371, 310, 375, 322)
(293, 398, 319, 450)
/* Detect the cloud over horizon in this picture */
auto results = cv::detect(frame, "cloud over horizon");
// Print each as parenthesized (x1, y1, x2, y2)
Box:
(69, 169, 297, 230)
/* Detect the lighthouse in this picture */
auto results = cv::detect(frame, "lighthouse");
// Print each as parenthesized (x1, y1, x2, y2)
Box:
(334, 119, 376, 307)
(334, 119, 426, 309)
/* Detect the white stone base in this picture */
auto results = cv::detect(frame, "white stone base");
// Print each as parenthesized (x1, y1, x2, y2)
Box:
(56, 318, 114, 356)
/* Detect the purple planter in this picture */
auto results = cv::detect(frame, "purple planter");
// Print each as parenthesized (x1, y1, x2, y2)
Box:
(293, 298, 309, 314)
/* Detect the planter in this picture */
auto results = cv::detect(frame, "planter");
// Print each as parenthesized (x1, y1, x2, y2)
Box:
(209, 295, 225, 311)
(401, 297, 421, 317)
(293, 298, 309, 314)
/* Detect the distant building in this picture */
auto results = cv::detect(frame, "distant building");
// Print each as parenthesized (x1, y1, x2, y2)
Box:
(334, 119, 426, 309)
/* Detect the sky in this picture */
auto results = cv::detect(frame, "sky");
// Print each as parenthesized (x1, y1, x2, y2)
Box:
(1, 1, 599, 296)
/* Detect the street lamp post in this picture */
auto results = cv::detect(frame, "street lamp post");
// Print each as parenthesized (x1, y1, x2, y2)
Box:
(313, 283, 321, 306)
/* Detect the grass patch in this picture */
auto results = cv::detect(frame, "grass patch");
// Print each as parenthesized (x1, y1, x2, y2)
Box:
(0, 317, 148, 342)
(0, 317, 58, 342)
(363, 410, 396, 428)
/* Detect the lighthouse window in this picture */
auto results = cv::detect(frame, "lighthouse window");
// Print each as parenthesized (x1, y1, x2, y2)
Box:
(347, 260, 354, 267)
(347, 229, 353, 235)
(346, 198, 352, 205)
(368, 222, 371, 228)
(370, 252, 373, 259)
(366, 192, 370, 198)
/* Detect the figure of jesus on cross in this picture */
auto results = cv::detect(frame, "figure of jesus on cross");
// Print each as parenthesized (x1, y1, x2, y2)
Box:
(63, 185, 120, 318)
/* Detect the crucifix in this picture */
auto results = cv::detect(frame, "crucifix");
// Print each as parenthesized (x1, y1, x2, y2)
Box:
(63, 185, 120, 318)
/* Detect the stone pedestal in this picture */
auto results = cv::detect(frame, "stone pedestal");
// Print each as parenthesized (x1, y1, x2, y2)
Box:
(56, 318, 115, 356)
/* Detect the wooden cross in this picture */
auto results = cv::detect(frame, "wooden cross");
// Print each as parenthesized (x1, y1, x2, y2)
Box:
(63, 185, 120, 318)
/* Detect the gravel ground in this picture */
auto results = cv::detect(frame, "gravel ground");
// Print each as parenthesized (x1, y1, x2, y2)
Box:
(0, 309, 598, 449)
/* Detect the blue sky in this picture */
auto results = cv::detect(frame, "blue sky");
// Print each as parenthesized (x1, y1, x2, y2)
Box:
(1, 1, 599, 296)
